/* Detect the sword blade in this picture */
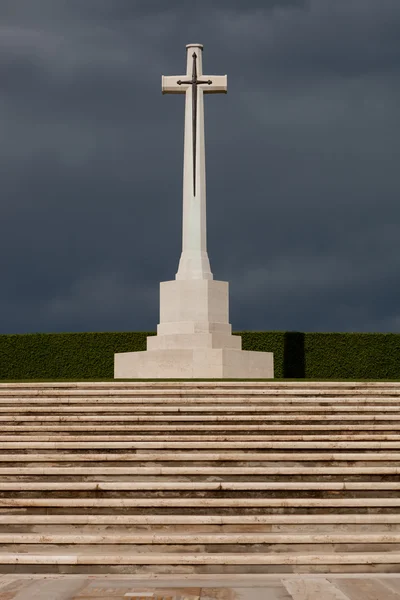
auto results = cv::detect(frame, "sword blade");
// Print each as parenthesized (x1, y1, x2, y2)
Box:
(193, 84, 197, 197)
(192, 53, 198, 197)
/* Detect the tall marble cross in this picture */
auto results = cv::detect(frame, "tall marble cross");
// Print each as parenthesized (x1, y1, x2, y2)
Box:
(162, 44, 227, 281)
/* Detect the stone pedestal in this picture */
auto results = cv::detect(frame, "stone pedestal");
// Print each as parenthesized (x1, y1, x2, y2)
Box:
(114, 279, 274, 379)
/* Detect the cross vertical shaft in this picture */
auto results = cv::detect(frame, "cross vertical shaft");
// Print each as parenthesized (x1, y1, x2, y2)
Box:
(162, 44, 227, 280)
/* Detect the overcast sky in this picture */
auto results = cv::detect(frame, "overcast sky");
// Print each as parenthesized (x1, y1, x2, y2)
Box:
(0, 0, 399, 335)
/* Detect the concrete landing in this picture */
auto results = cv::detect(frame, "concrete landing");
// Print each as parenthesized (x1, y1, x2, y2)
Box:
(1, 575, 400, 599)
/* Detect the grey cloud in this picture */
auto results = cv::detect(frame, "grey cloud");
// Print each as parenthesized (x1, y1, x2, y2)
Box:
(0, 0, 399, 335)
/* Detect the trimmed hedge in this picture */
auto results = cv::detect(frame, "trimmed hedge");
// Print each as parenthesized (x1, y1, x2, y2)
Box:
(0, 332, 154, 380)
(0, 330, 399, 380)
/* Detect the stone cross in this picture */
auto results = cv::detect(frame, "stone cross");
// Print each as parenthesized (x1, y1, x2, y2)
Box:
(162, 44, 227, 281)
(114, 44, 274, 378)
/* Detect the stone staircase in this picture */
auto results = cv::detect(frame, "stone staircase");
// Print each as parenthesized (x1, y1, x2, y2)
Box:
(0, 381, 399, 575)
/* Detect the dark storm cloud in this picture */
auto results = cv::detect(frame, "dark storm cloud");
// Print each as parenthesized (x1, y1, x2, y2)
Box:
(0, 0, 399, 335)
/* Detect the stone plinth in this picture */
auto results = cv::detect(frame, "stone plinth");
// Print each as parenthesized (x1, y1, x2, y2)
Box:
(114, 347, 273, 379)
(114, 279, 274, 379)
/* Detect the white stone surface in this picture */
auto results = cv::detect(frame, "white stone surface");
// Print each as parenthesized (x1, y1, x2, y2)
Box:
(115, 250, 274, 379)
(147, 278, 242, 352)
(12, 577, 86, 600)
(3, 575, 400, 600)
(162, 44, 227, 281)
(147, 333, 241, 351)
(158, 279, 230, 329)
(0, 552, 399, 565)
(282, 577, 352, 600)
(115, 347, 273, 379)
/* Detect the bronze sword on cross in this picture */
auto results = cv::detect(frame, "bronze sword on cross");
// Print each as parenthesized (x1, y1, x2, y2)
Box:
(162, 45, 227, 203)
(177, 52, 212, 197)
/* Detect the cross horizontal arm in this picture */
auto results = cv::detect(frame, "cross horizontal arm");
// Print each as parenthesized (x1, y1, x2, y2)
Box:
(202, 75, 227, 94)
(162, 75, 227, 95)
(162, 76, 186, 94)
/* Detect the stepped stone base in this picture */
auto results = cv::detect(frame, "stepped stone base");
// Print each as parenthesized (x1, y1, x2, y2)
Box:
(114, 347, 274, 379)
(114, 278, 274, 378)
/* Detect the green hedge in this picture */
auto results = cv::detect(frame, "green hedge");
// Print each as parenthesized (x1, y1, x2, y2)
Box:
(0, 330, 399, 380)
(0, 332, 154, 380)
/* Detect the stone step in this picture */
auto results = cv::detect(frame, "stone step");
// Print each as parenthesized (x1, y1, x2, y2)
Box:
(0, 385, 398, 393)
(0, 381, 398, 575)
(2, 405, 400, 412)
(0, 497, 398, 507)
(6, 525, 400, 537)
(0, 451, 398, 461)
(5, 525, 400, 536)
(0, 551, 398, 565)
(1, 533, 400, 544)
(1, 466, 399, 475)
(2, 397, 400, 403)
(2, 414, 399, 421)
(0, 380, 398, 386)
(0, 440, 399, 449)
(0, 386, 398, 395)
(4, 424, 400, 431)
(0, 480, 400, 491)
(1, 514, 398, 524)
(2, 435, 400, 442)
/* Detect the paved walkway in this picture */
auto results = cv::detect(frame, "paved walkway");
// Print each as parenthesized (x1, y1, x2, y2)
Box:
(1, 574, 400, 599)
